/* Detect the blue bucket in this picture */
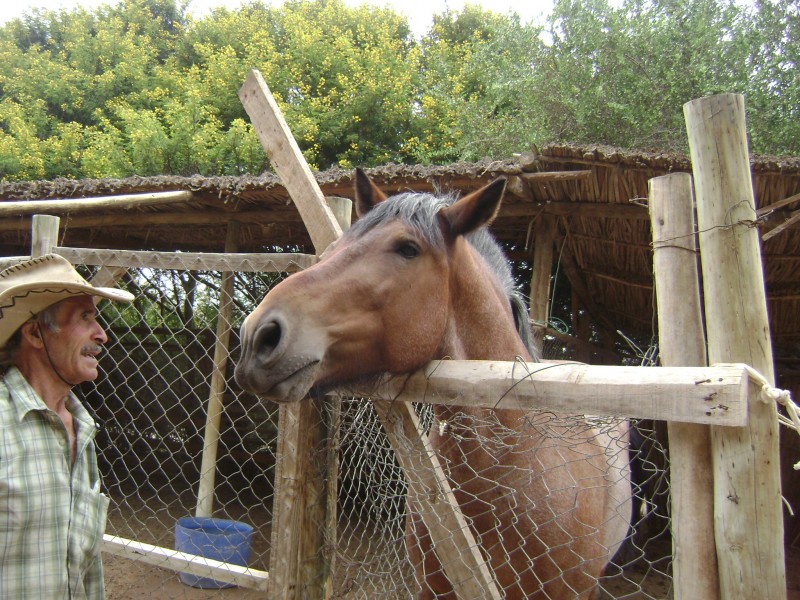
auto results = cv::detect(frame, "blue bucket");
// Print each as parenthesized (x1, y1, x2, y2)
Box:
(174, 517, 254, 589)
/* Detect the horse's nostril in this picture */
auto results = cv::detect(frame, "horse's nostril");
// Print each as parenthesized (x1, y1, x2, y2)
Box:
(256, 320, 282, 360)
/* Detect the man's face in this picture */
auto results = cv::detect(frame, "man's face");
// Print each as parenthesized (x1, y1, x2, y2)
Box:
(41, 296, 109, 384)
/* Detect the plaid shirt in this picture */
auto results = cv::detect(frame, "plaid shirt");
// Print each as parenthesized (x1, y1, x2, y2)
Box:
(0, 367, 107, 599)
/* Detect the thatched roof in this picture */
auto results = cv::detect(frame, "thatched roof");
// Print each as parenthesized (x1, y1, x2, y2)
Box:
(2, 142, 800, 382)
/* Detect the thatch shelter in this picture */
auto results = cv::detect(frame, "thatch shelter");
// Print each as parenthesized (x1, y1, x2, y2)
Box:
(2, 142, 799, 381)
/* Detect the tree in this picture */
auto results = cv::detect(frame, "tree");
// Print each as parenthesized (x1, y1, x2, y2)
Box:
(0, 0, 798, 181)
(535, 0, 750, 151)
(412, 6, 545, 162)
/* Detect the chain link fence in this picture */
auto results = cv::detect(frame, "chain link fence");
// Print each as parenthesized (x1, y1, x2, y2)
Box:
(57, 251, 672, 599)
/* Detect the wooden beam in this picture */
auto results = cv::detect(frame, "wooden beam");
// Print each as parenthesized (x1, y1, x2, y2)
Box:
(54, 247, 317, 274)
(196, 222, 239, 517)
(520, 169, 592, 182)
(756, 191, 800, 216)
(530, 214, 555, 356)
(685, 93, 785, 600)
(239, 69, 339, 600)
(372, 400, 502, 600)
(650, 173, 719, 600)
(0, 201, 651, 235)
(0, 210, 302, 232)
(499, 201, 649, 221)
(0, 190, 193, 216)
(761, 207, 800, 241)
(102, 535, 269, 591)
(362, 361, 749, 427)
(239, 69, 341, 253)
(238, 69, 503, 599)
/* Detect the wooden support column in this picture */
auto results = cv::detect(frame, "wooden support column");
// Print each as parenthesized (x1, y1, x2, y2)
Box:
(322, 196, 351, 598)
(196, 221, 240, 517)
(649, 173, 719, 599)
(529, 213, 555, 358)
(684, 93, 786, 600)
(31, 214, 60, 257)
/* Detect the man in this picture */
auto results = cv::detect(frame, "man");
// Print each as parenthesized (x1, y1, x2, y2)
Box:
(0, 253, 134, 599)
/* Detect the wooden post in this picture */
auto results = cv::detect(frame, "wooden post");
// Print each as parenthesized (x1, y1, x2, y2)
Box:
(196, 221, 240, 517)
(529, 213, 555, 358)
(322, 196, 351, 598)
(31, 214, 60, 257)
(684, 93, 786, 600)
(372, 399, 501, 600)
(649, 173, 719, 599)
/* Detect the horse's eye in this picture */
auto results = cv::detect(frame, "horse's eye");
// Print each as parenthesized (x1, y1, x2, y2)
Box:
(396, 241, 420, 259)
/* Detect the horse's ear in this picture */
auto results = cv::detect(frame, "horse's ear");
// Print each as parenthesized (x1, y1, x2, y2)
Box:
(354, 167, 388, 218)
(438, 177, 506, 238)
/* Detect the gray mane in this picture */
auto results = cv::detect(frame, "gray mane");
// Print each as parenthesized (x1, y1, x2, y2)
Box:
(348, 190, 538, 360)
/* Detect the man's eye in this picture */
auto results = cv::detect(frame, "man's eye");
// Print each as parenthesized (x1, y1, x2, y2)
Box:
(396, 242, 419, 259)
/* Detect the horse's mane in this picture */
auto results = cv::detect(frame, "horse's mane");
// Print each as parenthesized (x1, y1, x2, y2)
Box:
(349, 190, 539, 361)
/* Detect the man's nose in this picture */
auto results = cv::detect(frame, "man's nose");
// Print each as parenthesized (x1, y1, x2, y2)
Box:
(92, 321, 108, 344)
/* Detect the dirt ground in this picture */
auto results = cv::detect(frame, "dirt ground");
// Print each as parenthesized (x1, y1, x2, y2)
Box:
(99, 487, 800, 600)
(102, 552, 800, 600)
(104, 555, 265, 600)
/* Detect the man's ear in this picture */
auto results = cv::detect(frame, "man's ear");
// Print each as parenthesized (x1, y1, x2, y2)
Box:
(19, 321, 44, 348)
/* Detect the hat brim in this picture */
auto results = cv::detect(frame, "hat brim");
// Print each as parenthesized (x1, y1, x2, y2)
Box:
(0, 282, 134, 349)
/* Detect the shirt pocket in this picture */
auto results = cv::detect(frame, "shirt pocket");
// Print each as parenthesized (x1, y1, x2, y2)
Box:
(79, 487, 110, 564)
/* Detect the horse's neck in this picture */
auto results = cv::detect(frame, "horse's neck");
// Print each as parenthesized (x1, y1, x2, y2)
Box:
(435, 241, 532, 427)
(439, 240, 531, 363)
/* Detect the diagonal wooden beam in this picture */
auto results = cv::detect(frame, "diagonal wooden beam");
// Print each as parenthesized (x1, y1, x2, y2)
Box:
(239, 69, 341, 254)
(239, 69, 336, 600)
(238, 68, 500, 599)
(372, 399, 501, 600)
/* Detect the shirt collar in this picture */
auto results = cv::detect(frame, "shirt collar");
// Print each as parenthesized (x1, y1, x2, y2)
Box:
(5, 366, 95, 432)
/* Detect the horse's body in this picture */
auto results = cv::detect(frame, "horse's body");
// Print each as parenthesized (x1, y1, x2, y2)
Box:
(235, 170, 631, 599)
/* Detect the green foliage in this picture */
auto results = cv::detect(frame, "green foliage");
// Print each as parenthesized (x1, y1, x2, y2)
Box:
(537, 0, 751, 150)
(0, 0, 797, 181)
(412, 6, 545, 162)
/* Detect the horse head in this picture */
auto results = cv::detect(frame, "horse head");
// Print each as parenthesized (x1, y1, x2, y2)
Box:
(234, 169, 528, 402)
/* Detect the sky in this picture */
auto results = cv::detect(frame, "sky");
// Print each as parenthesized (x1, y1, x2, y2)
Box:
(0, 0, 556, 36)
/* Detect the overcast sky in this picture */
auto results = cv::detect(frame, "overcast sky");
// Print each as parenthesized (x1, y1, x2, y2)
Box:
(0, 0, 555, 37)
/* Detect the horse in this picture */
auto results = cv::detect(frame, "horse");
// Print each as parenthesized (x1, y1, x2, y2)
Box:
(234, 169, 632, 599)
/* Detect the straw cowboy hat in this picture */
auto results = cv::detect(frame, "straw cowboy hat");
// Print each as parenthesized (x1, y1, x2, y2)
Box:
(0, 253, 134, 348)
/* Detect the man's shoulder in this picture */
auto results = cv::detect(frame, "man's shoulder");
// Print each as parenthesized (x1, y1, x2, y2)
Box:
(0, 369, 23, 424)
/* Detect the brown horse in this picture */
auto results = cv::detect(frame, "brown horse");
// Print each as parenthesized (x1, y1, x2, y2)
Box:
(235, 170, 631, 599)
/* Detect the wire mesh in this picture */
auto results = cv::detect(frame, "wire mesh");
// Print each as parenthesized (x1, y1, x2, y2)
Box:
(71, 255, 672, 599)
(78, 257, 283, 599)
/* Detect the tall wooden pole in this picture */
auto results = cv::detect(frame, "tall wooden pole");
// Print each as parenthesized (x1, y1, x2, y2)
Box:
(649, 173, 719, 599)
(529, 213, 555, 358)
(684, 93, 786, 600)
(322, 196, 351, 598)
(31, 214, 60, 257)
(196, 221, 240, 517)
